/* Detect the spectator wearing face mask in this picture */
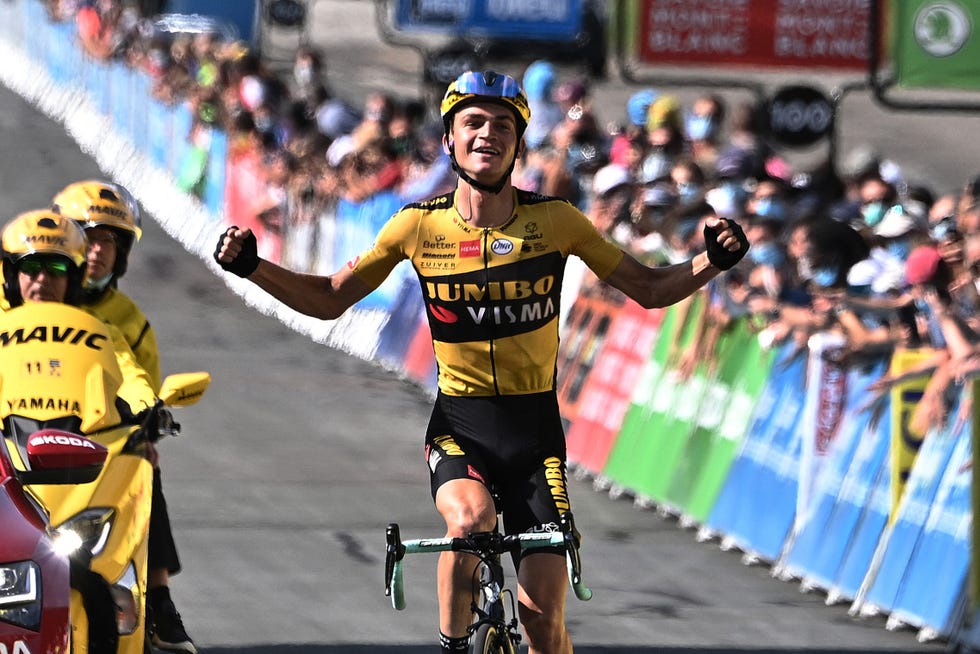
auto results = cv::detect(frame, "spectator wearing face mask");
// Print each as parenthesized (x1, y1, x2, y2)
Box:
(684, 93, 726, 172)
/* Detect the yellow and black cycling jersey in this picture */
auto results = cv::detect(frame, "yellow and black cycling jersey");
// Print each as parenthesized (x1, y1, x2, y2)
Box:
(351, 189, 624, 397)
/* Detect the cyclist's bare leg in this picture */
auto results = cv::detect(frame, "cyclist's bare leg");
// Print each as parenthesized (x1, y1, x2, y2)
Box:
(435, 478, 498, 637)
(517, 552, 572, 654)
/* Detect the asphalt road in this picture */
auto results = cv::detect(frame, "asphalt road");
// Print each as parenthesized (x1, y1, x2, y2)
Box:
(1, 4, 974, 651)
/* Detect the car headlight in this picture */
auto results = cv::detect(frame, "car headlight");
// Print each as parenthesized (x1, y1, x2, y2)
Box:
(0, 561, 41, 631)
(51, 508, 114, 558)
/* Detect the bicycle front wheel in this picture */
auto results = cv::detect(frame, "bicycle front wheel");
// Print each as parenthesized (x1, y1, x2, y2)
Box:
(469, 622, 514, 654)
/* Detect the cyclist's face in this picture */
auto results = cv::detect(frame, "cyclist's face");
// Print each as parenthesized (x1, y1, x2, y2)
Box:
(448, 102, 520, 179)
(85, 226, 118, 281)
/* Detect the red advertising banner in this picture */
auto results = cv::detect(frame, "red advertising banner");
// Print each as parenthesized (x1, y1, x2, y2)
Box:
(564, 299, 664, 475)
(637, 0, 870, 71)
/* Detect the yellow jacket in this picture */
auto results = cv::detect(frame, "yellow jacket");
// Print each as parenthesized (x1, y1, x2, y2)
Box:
(82, 286, 161, 391)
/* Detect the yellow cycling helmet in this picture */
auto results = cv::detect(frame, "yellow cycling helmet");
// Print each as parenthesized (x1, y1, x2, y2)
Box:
(440, 70, 530, 135)
(52, 180, 141, 279)
(2, 209, 89, 307)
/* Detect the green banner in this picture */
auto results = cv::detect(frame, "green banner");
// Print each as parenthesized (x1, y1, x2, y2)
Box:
(893, 0, 980, 90)
(669, 322, 776, 523)
(602, 298, 694, 495)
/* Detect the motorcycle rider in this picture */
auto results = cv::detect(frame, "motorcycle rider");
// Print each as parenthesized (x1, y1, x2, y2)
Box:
(52, 180, 197, 654)
(1, 208, 157, 413)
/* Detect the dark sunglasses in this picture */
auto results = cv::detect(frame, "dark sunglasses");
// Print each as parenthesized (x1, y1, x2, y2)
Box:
(18, 258, 70, 277)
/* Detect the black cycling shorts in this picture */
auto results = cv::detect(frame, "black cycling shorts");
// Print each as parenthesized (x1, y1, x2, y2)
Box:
(424, 390, 570, 555)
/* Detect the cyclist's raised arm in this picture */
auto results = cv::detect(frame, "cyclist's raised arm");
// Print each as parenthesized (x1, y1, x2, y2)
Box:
(214, 227, 372, 320)
(603, 216, 747, 309)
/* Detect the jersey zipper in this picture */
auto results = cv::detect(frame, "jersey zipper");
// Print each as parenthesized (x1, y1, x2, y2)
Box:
(482, 228, 501, 395)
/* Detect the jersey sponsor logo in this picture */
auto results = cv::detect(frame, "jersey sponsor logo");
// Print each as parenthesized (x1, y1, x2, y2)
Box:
(423, 239, 455, 250)
(429, 305, 459, 323)
(0, 326, 108, 351)
(433, 434, 465, 456)
(543, 456, 570, 511)
(426, 277, 555, 302)
(466, 465, 485, 484)
(422, 253, 565, 340)
(8, 397, 83, 414)
(490, 239, 513, 255)
(420, 252, 455, 259)
(460, 239, 481, 257)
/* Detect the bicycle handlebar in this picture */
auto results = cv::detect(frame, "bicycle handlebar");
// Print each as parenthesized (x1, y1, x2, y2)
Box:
(384, 512, 592, 610)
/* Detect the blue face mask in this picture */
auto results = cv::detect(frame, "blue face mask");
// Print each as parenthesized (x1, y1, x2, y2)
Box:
(677, 182, 701, 204)
(685, 114, 717, 141)
(754, 197, 787, 221)
(862, 201, 887, 227)
(748, 241, 785, 267)
(811, 267, 838, 288)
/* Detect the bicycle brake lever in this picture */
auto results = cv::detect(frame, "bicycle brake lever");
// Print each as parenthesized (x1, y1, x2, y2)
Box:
(384, 523, 405, 595)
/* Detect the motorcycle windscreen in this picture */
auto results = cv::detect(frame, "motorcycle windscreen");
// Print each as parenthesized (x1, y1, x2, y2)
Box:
(0, 302, 124, 434)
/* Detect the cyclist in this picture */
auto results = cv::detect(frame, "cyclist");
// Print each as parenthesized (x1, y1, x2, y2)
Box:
(52, 181, 197, 654)
(214, 70, 748, 654)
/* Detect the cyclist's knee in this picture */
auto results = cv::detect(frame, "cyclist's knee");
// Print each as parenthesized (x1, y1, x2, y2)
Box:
(435, 480, 496, 536)
(519, 605, 567, 652)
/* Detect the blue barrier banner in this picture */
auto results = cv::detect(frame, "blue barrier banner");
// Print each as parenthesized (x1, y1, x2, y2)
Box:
(855, 401, 965, 619)
(146, 98, 173, 169)
(110, 62, 135, 140)
(334, 191, 412, 311)
(130, 72, 152, 151)
(831, 410, 893, 603)
(45, 21, 77, 86)
(891, 422, 971, 635)
(707, 342, 806, 559)
(171, 102, 194, 178)
(202, 129, 227, 217)
(778, 358, 887, 586)
(394, 0, 583, 40)
(374, 277, 426, 371)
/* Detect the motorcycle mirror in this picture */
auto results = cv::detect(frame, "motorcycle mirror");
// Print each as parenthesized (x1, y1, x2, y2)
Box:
(159, 372, 212, 407)
(21, 429, 108, 485)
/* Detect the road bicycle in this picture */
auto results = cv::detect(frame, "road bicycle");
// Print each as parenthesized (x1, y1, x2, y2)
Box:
(384, 511, 592, 654)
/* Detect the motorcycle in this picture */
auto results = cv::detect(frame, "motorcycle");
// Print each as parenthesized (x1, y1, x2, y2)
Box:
(0, 302, 210, 654)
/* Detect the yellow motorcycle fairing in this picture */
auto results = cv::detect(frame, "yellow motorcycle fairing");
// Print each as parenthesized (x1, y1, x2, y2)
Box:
(0, 303, 150, 654)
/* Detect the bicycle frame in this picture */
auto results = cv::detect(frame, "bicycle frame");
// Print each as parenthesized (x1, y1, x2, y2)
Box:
(384, 512, 592, 650)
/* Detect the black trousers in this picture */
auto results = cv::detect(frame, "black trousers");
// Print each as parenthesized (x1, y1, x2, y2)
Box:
(148, 468, 181, 575)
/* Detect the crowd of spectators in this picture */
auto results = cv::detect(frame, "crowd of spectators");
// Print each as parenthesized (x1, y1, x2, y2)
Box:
(46, 0, 980, 436)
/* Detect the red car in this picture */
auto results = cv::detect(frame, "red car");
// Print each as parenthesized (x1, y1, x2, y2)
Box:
(0, 430, 107, 654)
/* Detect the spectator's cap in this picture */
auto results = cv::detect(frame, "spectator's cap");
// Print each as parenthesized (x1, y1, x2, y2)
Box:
(522, 60, 556, 101)
(642, 183, 675, 208)
(627, 89, 657, 127)
(716, 147, 752, 179)
(326, 135, 356, 167)
(905, 245, 943, 285)
(592, 164, 631, 197)
(873, 204, 921, 238)
(316, 102, 361, 139)
(840, 144, 881, 179)
(555, 79, 587, 106)
(646, 95, 681, 132)
(639, 153, 671, 184)
(705, 184, 739, 218)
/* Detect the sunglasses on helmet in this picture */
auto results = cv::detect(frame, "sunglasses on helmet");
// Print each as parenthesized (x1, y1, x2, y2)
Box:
(452, 71, 523, 99)
(18, 257, 70, 277)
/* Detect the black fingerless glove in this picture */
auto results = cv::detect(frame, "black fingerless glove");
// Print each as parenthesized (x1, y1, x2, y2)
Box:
(214, 226, 260, 278)
(703, 219, 749, 271)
